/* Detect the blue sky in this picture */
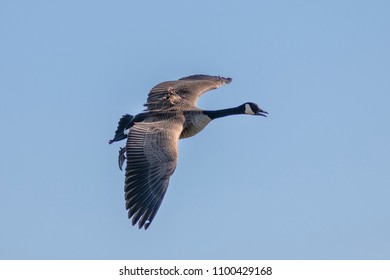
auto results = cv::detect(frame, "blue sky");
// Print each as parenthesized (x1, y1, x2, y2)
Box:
(1, 0, 389, 259)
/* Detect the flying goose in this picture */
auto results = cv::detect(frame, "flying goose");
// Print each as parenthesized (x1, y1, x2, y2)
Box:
(109, 74, 267, 229)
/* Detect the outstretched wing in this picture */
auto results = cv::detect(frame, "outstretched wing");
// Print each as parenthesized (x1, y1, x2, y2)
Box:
(124, 119, 183, 229)
(144, 74, 232, 110)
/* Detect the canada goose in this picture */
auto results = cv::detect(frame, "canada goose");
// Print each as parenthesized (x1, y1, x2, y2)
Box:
(109, 74, 267, 229)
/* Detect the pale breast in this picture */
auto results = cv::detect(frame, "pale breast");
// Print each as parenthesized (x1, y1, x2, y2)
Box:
(180, 112, 212, 139)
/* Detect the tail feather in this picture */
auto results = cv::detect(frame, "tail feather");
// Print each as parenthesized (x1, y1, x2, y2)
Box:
(109, 114, 133, 144)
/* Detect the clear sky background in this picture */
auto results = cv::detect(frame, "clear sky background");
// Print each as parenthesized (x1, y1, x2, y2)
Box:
(1, 0, 389, 260)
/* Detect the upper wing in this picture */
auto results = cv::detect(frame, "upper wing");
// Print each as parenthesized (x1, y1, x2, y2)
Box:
(124, 119, 183, 229)
(144, 74, 232, 110)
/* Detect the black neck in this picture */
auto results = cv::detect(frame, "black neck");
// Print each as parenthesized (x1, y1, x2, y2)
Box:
(203, 105, 244, 120)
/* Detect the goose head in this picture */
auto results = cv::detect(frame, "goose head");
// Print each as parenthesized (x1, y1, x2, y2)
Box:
(243, 102, 268, 117)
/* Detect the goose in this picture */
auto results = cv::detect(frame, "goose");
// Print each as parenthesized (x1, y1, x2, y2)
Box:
(109, 74, 267, 229)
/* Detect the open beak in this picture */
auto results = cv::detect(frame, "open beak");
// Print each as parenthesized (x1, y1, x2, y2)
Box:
(256, 109, 268, 117)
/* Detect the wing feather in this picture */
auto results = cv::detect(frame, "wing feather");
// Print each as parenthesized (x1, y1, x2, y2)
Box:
(144, 75, 232, 110)
(124, 119, 183, 229)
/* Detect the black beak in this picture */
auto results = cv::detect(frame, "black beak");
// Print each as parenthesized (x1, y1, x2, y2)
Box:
(256, 109, 268, 117)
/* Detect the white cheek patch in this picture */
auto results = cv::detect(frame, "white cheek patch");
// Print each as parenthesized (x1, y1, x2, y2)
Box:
(245, 104, 255, 115)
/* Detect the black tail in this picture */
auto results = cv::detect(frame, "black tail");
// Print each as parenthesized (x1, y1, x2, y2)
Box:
(108, 114, 133, 144)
